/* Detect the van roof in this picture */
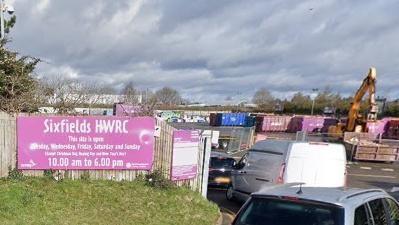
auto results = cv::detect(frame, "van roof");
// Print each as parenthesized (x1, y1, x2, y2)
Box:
(249, 140, 343, 155)
(250, 140, 294, 154)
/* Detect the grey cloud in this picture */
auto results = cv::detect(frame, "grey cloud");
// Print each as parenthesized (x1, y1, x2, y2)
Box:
(7, 0, 399, 104)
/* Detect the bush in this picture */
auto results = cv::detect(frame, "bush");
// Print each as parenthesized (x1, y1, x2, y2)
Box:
(80, 171, 90, 181)
(7, 167, 24, 181)
(145, 170, 175, 189)
(43, 169, 55, 179)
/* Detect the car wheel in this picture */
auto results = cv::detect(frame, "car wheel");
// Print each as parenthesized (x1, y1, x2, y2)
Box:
(226, 185, 235, 201)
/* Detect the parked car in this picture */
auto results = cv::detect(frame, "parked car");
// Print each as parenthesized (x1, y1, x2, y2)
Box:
(227, 140, 347, 202)
(208, 151, 236, 188)
(232, 184, 399, 225)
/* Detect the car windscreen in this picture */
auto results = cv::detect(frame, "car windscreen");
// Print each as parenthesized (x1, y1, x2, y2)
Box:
(234, 197, 344, 225)
(210, 157, 235, 168)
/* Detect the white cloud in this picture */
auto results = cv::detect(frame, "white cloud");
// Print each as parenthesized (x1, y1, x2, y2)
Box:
(33, 0, 50, 15)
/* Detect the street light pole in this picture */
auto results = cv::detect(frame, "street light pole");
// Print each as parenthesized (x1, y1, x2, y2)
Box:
(310, 88, 318, 116)
(0, 0, 4, 39)
(311, 98, 315, 115)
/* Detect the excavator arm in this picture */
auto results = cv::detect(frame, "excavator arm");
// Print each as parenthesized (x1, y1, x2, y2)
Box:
(346, 67, 378, 132)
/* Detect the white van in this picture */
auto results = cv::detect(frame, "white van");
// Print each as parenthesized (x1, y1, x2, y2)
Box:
(227, 140, 347, 202)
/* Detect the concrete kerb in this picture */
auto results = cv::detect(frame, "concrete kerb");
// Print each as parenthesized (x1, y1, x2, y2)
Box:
(218, 207, 236, 225)
(216, 211, 223, 225)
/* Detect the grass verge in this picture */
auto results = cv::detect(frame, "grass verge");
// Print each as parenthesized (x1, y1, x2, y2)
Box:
(0, 177, 219, 225)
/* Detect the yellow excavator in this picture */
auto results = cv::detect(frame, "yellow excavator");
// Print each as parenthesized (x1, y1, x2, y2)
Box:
(328, 67, 378, 136)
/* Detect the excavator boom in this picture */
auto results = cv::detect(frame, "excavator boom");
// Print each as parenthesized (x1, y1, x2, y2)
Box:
(328, 67, 378, 136)
(346, 67, 378, 132)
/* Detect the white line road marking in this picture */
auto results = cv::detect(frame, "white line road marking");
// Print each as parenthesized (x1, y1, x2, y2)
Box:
(382, 168, 394, 172)
(348, 174, 396, 179)
(360, 167, 372, 170)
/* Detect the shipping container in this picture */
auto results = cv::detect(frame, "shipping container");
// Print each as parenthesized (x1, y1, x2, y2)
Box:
(321, 118, 339, 133)
(384, 120, 399, 139)
(256, 115, 292, 132)
(244, 116, 256, 127)
(287, 116, 336, 133)
(211, 113, 250, 126)
(366, 118, 390, 137)
(209, 113, 218, 126)
(220, 113, 247, 126)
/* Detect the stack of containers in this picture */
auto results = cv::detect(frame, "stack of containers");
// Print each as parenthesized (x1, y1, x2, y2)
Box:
(287, 116, 338, 133)
(255, 115, 292, 132)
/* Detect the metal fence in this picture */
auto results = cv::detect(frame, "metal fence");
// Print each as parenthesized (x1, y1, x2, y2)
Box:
(0, 113, 210, 194)
(169, 122, 255, 154)
(218, 127, 255, 153)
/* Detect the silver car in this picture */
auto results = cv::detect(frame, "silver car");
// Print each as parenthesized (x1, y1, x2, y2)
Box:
(232, 184, 399, 225)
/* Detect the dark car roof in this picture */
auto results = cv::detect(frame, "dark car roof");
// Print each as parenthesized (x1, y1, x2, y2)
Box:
(211, 151, 234, 159)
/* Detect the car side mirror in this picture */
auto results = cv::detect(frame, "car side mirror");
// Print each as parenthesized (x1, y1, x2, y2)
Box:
(234, 162, 245, 170)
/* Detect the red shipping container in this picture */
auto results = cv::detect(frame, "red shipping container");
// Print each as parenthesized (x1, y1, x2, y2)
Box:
(384, 119, 399, 139)
(287, 116, 336, 133)
(367, 119, 389, 138)
(256, 115, 292, 132)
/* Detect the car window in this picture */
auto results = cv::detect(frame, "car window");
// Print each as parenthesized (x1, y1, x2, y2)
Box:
(385, 198, 399, 225)
(237, 153, 248, 168)
(355, 204, 372, 225)
(369, 199, 388, 225)
(234, 197, 344, 225)
(210, 157, 235, 168)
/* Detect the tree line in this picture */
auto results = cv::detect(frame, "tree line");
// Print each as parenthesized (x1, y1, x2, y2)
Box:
(252, 87, 399, 117)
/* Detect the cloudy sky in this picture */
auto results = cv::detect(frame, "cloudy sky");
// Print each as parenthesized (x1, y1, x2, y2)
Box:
(5, 0, 399, 103)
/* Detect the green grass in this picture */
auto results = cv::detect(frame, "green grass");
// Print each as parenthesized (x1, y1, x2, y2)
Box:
(0, 178, 219, 225)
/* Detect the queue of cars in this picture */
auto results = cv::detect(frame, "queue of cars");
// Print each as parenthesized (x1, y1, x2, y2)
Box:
(208, 139, 399, 225)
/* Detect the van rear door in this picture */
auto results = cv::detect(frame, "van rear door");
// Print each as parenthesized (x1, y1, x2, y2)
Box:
(284, 142, 346, 187)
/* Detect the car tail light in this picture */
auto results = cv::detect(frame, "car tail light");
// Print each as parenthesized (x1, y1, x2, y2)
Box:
(276, 163, 286, 184)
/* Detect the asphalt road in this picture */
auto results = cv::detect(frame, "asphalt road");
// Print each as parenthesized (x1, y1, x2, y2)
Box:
(207, 161, 399, 224)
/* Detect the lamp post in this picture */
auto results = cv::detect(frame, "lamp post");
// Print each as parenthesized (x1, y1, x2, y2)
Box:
(310, 88, 319, 115)
(0, 0, 4, 39)
(0, 0, 15, 40)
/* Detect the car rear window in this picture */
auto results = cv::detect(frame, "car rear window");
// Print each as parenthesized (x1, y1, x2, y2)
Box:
(234, 197, 344, 225)
(210, 157, 235, 168)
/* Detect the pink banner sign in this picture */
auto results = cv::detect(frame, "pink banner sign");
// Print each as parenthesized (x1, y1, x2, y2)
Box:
(171, 130, 200, 181)
(17, 116, 155, 170)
